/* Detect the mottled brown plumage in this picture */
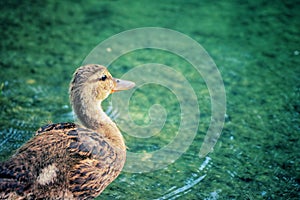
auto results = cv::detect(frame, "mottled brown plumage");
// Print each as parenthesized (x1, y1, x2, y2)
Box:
(0, 64, 135, 199)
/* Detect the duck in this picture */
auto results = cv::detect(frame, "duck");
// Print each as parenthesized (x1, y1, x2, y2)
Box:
(0, 64, 135, 199)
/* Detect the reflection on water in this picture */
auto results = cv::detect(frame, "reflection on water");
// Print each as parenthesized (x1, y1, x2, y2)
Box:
(0, 127, 31, 152)
(156, 157, 211, 200)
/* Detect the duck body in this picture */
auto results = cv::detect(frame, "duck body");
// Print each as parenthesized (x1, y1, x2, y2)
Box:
(0, 64, 135, 199)
(1, 122, 125, 199)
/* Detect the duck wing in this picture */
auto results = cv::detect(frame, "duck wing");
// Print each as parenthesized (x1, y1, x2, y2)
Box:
(64, 127, 125, 198)
(0, 123, 77, 199)
(0, 122, 125, 199)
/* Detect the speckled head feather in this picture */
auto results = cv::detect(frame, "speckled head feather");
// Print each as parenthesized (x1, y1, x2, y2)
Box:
(70, 64, 115, 102)
(71, 64, 104, 85)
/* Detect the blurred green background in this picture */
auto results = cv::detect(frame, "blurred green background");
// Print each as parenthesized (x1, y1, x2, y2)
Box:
(0, 0, 299, 199)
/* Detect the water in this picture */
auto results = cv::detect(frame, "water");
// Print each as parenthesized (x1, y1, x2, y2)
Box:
(0, 0, 299, 199)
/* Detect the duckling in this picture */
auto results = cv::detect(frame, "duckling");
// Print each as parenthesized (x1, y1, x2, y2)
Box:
(0, 64, 135, 199)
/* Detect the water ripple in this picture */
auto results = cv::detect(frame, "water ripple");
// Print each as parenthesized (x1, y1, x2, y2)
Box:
(155, 157, 211, 200)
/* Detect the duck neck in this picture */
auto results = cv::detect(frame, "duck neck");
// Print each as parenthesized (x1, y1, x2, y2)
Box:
(72, 91, 125, 150)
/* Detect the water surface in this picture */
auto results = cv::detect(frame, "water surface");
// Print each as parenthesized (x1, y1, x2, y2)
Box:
(0, 0, 299, 199)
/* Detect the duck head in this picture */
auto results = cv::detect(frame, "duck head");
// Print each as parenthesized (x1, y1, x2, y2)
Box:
(70, 64, 135, 102)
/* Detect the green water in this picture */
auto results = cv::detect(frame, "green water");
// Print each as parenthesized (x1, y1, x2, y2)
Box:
(0, 0, 299, 199)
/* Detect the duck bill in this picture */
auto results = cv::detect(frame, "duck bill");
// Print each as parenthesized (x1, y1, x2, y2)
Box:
(111, 78, 135, 93)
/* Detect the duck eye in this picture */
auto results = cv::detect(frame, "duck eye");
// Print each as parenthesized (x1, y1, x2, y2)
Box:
(99, 75, 107, 81)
